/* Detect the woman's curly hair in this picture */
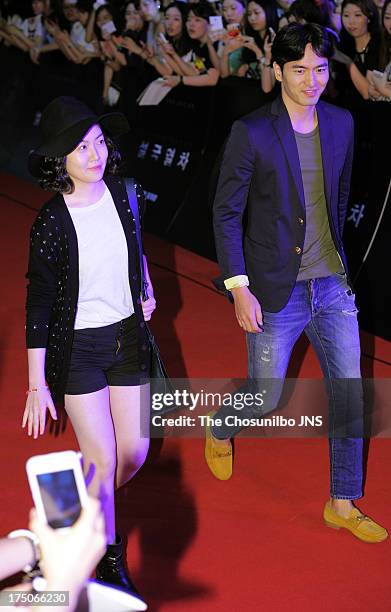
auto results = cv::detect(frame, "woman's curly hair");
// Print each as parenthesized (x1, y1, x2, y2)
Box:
(38, 137, 122, 193)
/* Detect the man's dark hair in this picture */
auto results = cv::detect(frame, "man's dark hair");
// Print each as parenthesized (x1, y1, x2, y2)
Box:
(37, 137, 121, 193)
(271, 22, 334, 70)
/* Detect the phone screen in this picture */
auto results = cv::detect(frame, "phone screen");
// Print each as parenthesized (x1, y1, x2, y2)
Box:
(209, 16, 223, 31)
(37, 469, 82, 529)
(100, 20, 117, 36)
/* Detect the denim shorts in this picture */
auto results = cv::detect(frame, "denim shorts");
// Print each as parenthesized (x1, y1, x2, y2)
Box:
(65, 314, 146, 395)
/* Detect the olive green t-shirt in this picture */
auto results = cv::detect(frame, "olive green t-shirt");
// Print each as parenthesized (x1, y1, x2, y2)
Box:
(294, 126, 342, 281)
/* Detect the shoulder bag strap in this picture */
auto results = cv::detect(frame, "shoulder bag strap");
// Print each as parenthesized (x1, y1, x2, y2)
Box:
(124, 178, 148, 300)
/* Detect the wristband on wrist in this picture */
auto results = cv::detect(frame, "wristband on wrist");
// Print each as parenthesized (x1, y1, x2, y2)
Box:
(26, 384, 49, 395)
(8, 529, 41, 572)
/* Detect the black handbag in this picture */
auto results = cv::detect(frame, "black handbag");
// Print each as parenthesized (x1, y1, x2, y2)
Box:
(125, 179, 175, 402)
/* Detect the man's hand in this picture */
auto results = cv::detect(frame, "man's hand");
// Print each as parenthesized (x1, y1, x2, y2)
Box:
(231, 286, 263, 333)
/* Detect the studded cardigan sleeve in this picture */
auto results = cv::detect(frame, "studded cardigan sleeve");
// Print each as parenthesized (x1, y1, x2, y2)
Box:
(26, 205, 59, 348)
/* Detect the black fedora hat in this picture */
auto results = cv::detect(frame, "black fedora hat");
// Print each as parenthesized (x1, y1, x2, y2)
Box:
(28, 96, 129, 177)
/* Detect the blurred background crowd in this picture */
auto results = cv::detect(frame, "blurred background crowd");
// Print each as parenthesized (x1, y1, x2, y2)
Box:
(0, 0, 390, 339)
(0, 0, 389, 122)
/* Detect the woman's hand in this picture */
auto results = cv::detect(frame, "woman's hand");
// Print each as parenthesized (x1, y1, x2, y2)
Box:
(237, 63, 249, 77)
(208, 28, 226, 43)
(162, 74, 181, 87)
(264, 28, 275, 64)
(158, 39, 176, 57)
(142, 294, 157, 321)
(113, 34, 137, 54)
(223, 34, 245, 52)
(30, 46, 41, 63)
(100, 39, 116, 59)
(241, 35, 261, 58)
(45, 19, 59, 36)
(368, 82, 382, 100)
(22, 387, 57, 439)
(139, 41, 154, 60)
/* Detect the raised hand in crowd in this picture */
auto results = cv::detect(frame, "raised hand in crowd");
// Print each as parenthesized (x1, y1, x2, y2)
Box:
(264, 27, 276, 65)
(112, 34, 141, 55)
(158, 38, 177, 57)
(100, 39, 126, 65)
(367, 70, 391, 100)
(208, 27, 227, 43)
(241, 35, 263, 60)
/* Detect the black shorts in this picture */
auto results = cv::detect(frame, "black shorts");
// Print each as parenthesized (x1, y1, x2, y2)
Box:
(65, 315, 146, 395)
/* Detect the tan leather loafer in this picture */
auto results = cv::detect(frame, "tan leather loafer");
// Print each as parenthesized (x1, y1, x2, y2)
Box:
(323, 501, 388, 543)
(204, 411, 232, 480)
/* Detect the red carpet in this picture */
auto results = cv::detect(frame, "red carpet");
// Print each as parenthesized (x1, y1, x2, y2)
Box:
(1, 172, 390, 611)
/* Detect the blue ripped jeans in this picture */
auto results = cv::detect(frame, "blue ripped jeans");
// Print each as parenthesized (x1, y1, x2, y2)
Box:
(211, 273, 363, 500)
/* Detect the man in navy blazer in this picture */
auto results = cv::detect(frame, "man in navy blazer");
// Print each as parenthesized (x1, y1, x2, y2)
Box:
(206, 23, 387, 543)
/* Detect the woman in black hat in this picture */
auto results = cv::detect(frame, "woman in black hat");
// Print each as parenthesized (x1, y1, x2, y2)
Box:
(22, 96, 156, 595)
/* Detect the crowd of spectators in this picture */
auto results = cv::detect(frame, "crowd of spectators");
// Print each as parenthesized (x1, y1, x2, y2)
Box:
(1, 0, 389, 119)
(0, 0, 389, 213)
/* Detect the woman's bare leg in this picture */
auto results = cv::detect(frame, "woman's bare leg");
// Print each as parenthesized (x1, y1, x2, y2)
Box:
(64, 387, 116, 543)
(109, 383, 150, 489)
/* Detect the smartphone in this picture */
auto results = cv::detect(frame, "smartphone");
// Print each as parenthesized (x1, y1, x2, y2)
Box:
(26, 450, 88, 530)
(209, 16, 224, 31)
(100, 20, 117, 38)
(372, 70, 385, 79)
(265, 27, 275, 43)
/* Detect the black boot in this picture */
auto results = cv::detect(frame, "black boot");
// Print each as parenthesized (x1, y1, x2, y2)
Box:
(95, 535, 139, 595)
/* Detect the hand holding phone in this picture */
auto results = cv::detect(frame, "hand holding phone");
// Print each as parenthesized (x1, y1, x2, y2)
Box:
(26, 451, 88, 530)
(372, 69, 385, 81)
(100, 20, 117, 40)
(29, 496, 105, 597)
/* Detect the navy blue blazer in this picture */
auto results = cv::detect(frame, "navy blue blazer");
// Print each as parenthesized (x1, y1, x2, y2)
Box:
(213, 95, 354, 312)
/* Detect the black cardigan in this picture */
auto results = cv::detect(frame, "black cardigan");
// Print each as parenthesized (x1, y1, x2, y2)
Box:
(25, 175, 151, 405)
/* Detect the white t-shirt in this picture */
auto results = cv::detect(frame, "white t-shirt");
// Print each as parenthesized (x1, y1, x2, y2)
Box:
(66, 186, 135, 329)
(21, 15, 44, 40)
